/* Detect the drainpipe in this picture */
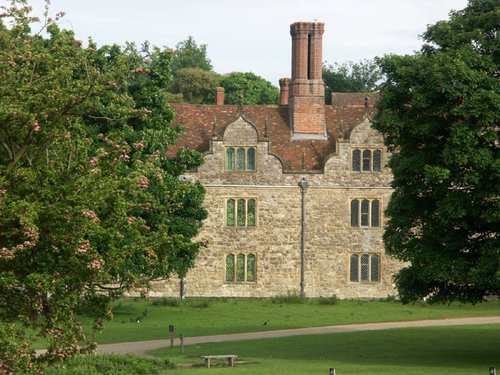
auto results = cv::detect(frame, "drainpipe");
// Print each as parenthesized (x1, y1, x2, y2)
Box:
(298, 177, 309, 298)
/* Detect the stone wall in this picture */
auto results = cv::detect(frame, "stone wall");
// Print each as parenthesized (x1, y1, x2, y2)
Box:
(151, 115, 403, 299)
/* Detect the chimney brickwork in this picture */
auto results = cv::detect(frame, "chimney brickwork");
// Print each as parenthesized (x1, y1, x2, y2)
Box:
(279, 78, 290, 105)
(215, 87, 225, 105)
(289, 22, 326, 138)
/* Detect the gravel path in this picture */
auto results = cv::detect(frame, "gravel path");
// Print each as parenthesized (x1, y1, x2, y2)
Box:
(95, 316, 500, 356)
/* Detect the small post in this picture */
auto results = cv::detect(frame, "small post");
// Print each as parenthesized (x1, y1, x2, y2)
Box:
(490, 367, 496, 375)
(329, 368, 336, 375)
(169, 324, 175, 347)
(180, 334, 184, 353)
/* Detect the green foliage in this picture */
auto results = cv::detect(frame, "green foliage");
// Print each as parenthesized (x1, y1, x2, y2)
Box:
(316, 295, 339, 305)
(0, 1, 207, 370)
(270, 293, 306, 304)
(171, 36, 212, 74)
(39, 354, 172, 375)
(170, 67, 221, 103)
(0, 323, 39, 374)
(220, 72, 279, 105)
(323, 59, 382, 102)
(374, 0, 499, 304)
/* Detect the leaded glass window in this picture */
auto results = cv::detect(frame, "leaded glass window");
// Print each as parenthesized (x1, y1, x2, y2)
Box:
(247, 148, 256, 170)
(225, 253, 257, 283)
(237, 199, 246, 226)
(350, 254, 381, 283)
(361, 199, 370, 226)
(373, 150, 382, 172)
(371, 200, 380, 227)
(351, 200, 359, 227)
(226, 147, 257, 171)
(350, 254, 359, 282)
(226, 198, 257, 228)
(362, 150, 371, 171)
(225, 254, 235, 281)
(246, 253, 256, 281)
(361, 254, 369, 281)
(352, 149, 361, 171)
(371, 254, 380, 282)
(236, 148, 245, 170)
(226, 199, 235, 226)
(226, 148, 235, 170)
(236, 253, 245, 281)
(247, 199, 256, 226)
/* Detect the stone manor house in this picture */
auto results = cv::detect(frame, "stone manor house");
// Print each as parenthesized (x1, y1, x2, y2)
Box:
(152, 21, 403, 299)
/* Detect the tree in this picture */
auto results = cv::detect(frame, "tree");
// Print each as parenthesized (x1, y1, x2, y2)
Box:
(170, 67, 221, 103)
(0, 2, 206, 371)
(374, 0, 499, 304)
(323, 59, 382, 103)
(171, 36, 212, 74)
(220, 72, 279, 105)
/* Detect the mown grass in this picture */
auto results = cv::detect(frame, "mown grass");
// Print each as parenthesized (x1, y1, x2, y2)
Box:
(80, 297, 499, 346)
(151, 324, 500, 375)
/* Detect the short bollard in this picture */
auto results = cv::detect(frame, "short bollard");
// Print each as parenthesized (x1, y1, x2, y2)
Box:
(329, 368, 336, 375)
(169, 324, 175, 347)
(489, 367, 496, 375)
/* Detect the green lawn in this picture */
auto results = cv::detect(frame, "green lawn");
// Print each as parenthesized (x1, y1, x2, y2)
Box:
(151, 324, 500, 375)
(81, 298, 500, 346)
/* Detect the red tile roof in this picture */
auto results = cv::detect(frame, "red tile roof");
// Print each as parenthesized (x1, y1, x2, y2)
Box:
(169, 92, 378, 172)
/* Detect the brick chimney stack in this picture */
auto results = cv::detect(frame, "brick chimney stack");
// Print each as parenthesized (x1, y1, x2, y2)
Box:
(215, 87, 225, 105)
(288, 21, 326, 139)
(279, 78, 290, 105)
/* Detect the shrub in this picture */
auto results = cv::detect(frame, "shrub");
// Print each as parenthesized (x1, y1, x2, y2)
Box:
(39, 354, 172, 375)
(270, 293, 305, 304)
(316, 295, 339, 305)
(150, 298, 181, 307)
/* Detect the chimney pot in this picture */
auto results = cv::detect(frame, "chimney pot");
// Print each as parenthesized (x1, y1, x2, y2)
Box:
(215, 87, 225, 105)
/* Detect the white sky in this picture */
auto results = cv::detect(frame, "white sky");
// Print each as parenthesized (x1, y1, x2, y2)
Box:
(11, 0, 468, 86)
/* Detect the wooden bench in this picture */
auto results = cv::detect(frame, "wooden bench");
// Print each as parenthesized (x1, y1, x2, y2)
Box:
(201, 354, 238, 368)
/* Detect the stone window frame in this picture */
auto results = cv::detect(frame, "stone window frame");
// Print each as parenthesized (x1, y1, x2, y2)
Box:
(351, 148, 382, 172)
(350, 198, 381, 228)
(349, 253, 381, 283)
(225, 146, 257, 172)
(225, 252, 257, 283)
(225, 198, 257, 228)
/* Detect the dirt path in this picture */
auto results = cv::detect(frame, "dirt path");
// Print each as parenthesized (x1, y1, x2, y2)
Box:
(95, 316, 500, 356)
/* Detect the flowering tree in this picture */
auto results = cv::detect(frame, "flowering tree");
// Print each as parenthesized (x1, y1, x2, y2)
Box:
(0, 1, 207, 372)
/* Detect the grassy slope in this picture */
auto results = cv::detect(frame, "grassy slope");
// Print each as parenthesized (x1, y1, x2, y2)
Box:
(152, 324, 500, 375)
(82, 298, 500, 345)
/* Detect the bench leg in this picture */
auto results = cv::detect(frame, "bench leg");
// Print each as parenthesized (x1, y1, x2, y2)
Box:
(204, 358, 210, 368)
(228, 357, 234, 367)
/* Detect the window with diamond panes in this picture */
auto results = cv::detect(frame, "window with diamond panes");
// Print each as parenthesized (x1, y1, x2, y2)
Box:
(350, 199, 381, 227)
(350, 200, 359, 227)
(350, 254, 380, 283)
(350, 254, 359, 282)
(373, 150, 382, 172)
(226, 147, 256, 171)
(352, 149, 361, 171)
(226, 198, 256, 227)
(226, 199, 235, 226)
(225, 253, 256, 282)
(352, 149, 382, 172)
(225, 253, 235, 281)
(362, 150, 371, 171)
(226, 148, 235, 170)
(370, 254, 380, 282)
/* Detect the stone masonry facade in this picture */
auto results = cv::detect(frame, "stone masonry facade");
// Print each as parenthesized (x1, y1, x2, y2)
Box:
(147, 21, 403, 299)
